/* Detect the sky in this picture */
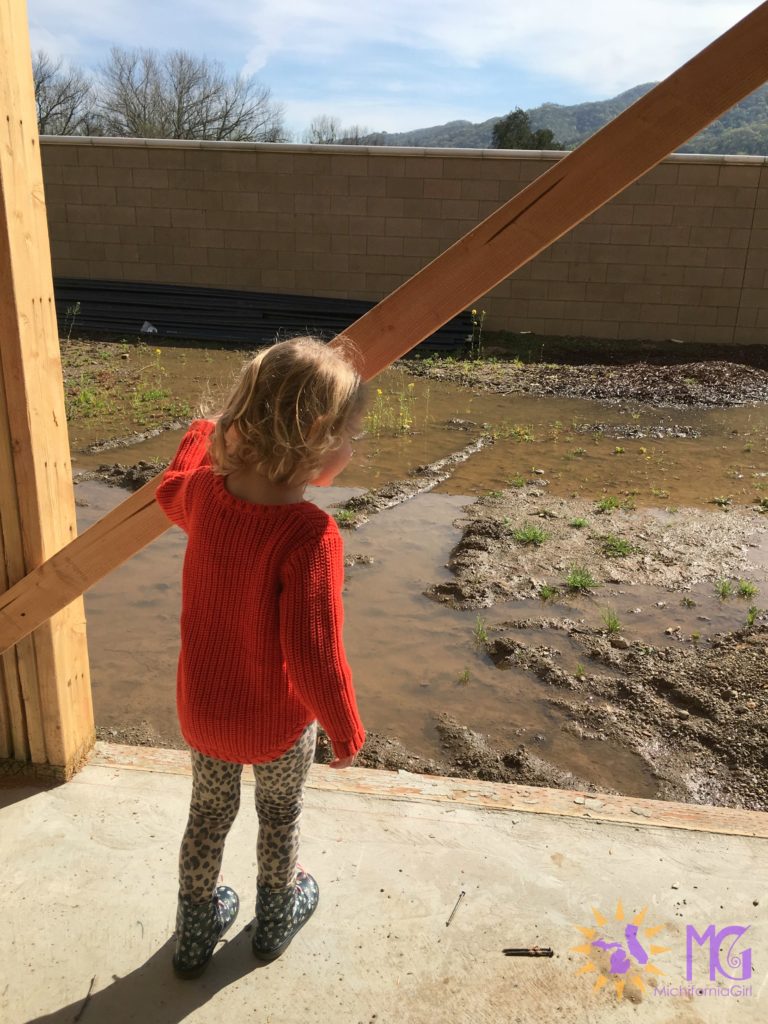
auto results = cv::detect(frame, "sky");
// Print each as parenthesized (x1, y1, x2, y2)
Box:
(27, 0, 760, 137)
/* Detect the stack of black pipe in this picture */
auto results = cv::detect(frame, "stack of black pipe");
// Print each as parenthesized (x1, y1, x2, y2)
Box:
(54, 278, 472, 353)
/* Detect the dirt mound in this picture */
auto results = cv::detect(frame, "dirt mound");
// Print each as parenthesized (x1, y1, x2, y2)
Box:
(425, 486, 768, 608)
(404, 357, 768, 408)
(486, 619, 768, 809)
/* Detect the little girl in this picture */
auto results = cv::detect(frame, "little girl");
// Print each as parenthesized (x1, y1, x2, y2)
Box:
(155, 335, 369, 978)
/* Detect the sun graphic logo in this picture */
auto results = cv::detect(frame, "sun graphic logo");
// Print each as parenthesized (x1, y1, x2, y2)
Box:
(571, 900, 671, 999)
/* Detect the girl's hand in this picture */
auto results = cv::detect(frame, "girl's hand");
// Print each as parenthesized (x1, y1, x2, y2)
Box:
(329, 754, 356, 769)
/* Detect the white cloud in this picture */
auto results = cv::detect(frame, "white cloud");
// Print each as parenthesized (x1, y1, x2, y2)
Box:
(29, 0, 133, 62)
(27, 0, 760, 130)
(234, 0, 757, 94)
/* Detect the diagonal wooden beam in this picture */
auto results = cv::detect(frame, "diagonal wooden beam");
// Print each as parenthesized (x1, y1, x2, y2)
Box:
(1, 1, 768, 657)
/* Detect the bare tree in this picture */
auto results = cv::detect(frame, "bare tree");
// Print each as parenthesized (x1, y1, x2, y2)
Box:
(303, 114, 342, 144)
(32, 50, 98, 135)
(338, 123, 372, 145)
(303, 114, 373, 145)
(97, 47, 287, 141)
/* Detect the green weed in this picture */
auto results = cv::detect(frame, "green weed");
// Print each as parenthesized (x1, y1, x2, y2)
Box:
(569, 517, 588, 529)
(595, 496, 620, 514)
(490, 422, 535, 442)
(65, 378, 113, 420)
(64, 301, 81, 341)
(365, 380, 419, 437)
(715, 579, 733, 599)
(601, 607, 622, 634)
(513, 522, 548, 546)
(746, 605, 760, 627)
(466, 308, 486, 360)
(333, 509, 357, 527)
(566, 566, 597, 592)
(129, 347, 191, 426)
(538, 584, 560, 601)
(473, 615, 488, 644)
(601, 535, 635, 558)
(737, 579, 758, 599)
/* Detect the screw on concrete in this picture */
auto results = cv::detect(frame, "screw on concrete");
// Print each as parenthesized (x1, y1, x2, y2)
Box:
(446, 890, 466, 927)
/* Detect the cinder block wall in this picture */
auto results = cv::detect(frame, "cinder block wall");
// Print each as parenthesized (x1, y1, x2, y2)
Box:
(40, 138, 768, 346)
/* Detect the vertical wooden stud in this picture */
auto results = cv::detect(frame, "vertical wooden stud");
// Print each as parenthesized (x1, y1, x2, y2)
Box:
(0, 0, 93, 777)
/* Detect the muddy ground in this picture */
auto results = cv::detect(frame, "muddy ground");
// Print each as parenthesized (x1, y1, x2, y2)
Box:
(405, 354, 768, 408)
(343, 482, 767, 811)
(96, 476, 768, 812)
(78, 343, 768, 812)
(98, 604, 768, 812)
(424, 483, 768, 606)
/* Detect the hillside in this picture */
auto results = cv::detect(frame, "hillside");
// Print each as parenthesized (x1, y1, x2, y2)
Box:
(365, 82, 768, 155)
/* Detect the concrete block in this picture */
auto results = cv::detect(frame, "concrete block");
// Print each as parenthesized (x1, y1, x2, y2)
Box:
(132, 168, 170, 189)
(676, 163, 720, 186)
(171, 209, 206, 229)
(112, 148, 150, 168)
(384, 178, 426, 199)
(684, 266, 724, 286)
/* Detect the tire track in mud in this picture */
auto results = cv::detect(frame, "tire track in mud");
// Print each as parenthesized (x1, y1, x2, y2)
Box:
(329, 433, 495, 527)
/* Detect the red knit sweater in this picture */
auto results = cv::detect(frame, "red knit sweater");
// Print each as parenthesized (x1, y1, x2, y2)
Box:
(155, 419, 366, 763)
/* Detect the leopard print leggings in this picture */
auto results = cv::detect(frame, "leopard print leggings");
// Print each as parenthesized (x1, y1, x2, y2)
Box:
(179, 720, 317, 902)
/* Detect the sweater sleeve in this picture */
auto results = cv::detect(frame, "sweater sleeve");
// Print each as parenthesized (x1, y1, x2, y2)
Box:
(279, 523, 366, 759)
(155, 419, 215, 531)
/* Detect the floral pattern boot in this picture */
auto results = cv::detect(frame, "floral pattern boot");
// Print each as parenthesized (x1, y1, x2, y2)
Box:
(251, 868, 319, 963)
(172, 884, 239, 979)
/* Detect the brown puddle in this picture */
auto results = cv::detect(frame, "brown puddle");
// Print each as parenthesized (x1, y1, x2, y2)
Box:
(69, 348, 768, 802)
(72, 358, 768, 512)
(78, 472, 764, 800)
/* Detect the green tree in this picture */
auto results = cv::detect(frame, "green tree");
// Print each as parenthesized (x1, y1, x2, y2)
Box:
(491, 107, 562, 150)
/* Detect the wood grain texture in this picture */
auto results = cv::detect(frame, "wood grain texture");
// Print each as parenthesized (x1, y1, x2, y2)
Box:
(0, 0, 93, 767)
(1, 2, 768, 657)
(90, 741, 768, 839)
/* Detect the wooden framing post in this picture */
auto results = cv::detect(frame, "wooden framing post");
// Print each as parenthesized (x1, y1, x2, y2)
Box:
(0, 0, 93, 778)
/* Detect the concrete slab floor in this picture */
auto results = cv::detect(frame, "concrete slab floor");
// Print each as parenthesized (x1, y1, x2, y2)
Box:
(1, 743, 766, 1024)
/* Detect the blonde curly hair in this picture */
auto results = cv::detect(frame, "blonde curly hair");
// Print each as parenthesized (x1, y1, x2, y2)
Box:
(209, 335, 368, 487)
